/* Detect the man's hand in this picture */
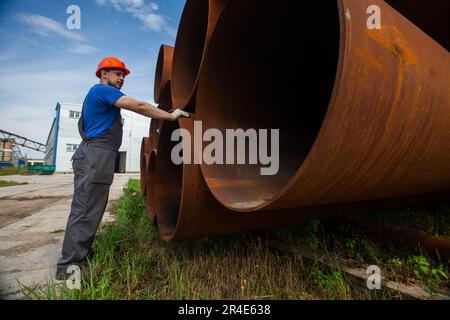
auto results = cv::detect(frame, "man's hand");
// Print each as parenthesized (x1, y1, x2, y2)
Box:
(170, 109, 190, 121)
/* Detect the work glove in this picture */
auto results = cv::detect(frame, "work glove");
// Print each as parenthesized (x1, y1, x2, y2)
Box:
(170, 109, 190, 121)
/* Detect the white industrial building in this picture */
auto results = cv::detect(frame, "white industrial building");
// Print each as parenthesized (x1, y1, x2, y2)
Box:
(45, 102, 150, 173)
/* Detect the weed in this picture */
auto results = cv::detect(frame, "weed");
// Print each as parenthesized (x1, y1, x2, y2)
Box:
(305, 220, 321, 250)
(0, 180, 28, 187)
(406, 255, 449, 293)
(0, 167, 28, 176)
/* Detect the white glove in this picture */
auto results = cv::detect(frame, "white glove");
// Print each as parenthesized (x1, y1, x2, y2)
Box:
(170, 109, 190, 121)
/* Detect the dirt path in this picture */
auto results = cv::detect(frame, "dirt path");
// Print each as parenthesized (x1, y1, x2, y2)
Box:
(0, 174, 138, 299)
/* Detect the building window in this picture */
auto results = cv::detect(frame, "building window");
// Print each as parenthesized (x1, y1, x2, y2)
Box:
(69, 110, 81, 119)
(66, 144, 79, 152)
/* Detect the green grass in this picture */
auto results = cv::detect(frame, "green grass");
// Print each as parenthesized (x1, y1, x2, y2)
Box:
(0, 180, 28, 187)
(22, 179, 384, 300)
(0, 167, 28, 176)
(314, 211, 450, 295)
(21, 180, 449, 300)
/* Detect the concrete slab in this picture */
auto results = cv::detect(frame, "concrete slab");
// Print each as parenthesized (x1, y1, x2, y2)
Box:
(0, 173, 139, 299)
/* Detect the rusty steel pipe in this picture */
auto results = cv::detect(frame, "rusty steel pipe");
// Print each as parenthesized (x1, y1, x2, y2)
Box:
(144, 134, 160, 223)
(144, 117, 164, 218)
(153, 118, 447, 241)
(384, 0, 450, 51)
(170, 0, 226, 110)
(139, 137, 151, 195)
(195, 0, 450, 213)
(154, 117, 316, 241)
(149, 104, 170, 144)
(154, 45, 174, 110)
(146, 148, 158, 224)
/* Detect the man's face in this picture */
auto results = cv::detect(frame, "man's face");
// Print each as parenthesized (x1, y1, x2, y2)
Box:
(102, 69, 125, 89)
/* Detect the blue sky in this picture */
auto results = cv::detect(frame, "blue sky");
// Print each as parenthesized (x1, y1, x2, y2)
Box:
(0, 0, 184, 158)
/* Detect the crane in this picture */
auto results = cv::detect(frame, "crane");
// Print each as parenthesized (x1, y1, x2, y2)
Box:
(0, 129, 46, 153)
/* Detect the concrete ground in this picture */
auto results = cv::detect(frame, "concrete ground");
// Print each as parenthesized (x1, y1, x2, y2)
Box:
(0, 173, 139, 300)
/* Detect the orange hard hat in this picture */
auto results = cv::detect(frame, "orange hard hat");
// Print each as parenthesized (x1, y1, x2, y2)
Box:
(96, 57, 131, 78)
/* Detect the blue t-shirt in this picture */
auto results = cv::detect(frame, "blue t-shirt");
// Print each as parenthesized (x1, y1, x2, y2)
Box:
(82, 84, 125, 138)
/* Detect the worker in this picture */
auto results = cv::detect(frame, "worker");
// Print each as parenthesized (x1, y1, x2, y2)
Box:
(55, 57, 189, 281)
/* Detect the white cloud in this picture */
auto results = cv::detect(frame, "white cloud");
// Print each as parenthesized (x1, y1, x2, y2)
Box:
(17, 14, 86, 42)
(67, 44, 100, 55)
(95, 0, 175, 36)
(96, 0, 146, 11)
(16, 14, 101, 55)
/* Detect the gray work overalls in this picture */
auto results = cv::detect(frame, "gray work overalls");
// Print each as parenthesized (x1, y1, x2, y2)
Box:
(57, 109, 123, 267)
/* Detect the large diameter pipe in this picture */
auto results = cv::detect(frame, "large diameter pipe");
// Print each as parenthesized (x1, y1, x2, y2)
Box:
(170, 0, 226, 110)
(384, 0, 450, 51)
(154, 45, 174, 110)
(153, 117, 312, 241)
(195, 0, 450, 213)
(140, 137, 151, 196)
(144, 134, 160, 223)
(153, 117, 444, 241)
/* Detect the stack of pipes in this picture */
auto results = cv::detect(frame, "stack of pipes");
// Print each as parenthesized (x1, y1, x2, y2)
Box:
(140, 0, 450, 241)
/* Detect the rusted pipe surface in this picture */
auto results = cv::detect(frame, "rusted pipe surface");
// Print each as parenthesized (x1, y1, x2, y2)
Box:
(154, 45, 174, 109)
(140, 137, 151, 195)
(196, 0, 450, 212)
(153, 117, 315, 241)
(146, 148, 158, 224)
(385, 0, 450, 50)
(171, 0, 226, 110)
(153, 117, 448, 241)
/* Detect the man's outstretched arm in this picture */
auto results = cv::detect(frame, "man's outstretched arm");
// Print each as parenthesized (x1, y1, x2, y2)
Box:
(114, 96, 189, 121)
